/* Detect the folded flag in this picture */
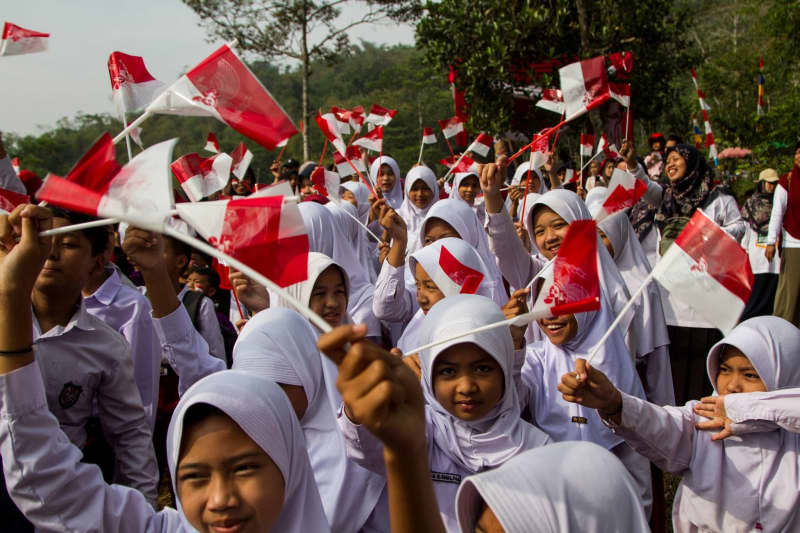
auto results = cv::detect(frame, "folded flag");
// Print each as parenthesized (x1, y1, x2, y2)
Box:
(609, 82, 631, 107)
(1, 22, 49, 56)
(433, 244, 485, 295)
(176, 195, 309, 287)
(535, 88, 565, 115)
(353, 126, 383, 153)
(171, 152, 232, 202)
(0, 187, 29, 214)
(310, 166, 340, 200)
(37, 135, 176, 230)
(607, 51, 634, 77)
(315, 111, 347, 156)
(331, 106, 352, 135)
(468, 133, 494, 158)
(146, 44, 297, 150)
(439, 116, 465, 139)
(597, 133, 619, 158)
(108, 52, 165, 117)
(580, 134, 595, 157)
(204, 132, 220, 153)
(366, 104, 397, 126)
(422, 127, 437, 145)
(130, 127, 144, 149)
(559, 56, 610, 121)
(230, 142, 253, 179)
(333, 146, 365, 177)
(593, 168, 647, 220)
(529, 133, 550, 170)
(563, 168, 578, 184)
(652, 209, 754, 334)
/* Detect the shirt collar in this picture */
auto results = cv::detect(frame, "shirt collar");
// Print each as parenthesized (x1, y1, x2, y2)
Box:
(85, 267, 122, 306)
(33, 300, 98, 341)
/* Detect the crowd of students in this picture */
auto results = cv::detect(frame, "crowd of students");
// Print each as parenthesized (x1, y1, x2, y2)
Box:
(0, 131, 798, 533)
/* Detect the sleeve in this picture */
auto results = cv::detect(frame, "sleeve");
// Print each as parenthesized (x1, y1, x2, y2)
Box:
(119, 308, 162, 428)
(484, 210, 543, 290)
(630, 162, 663, 206)
(724, 389, 800, 434)
(0, 156, 26, 195)
(716, 193, 746, 242)
(96, 344, 159, 506)
(767, 184, 787, 245)
(154, 304, 226, 395)
(197, 296, 226, 360)
(336, 406, 387, 476)
(372, 261, 415, 322)
(603, 392, 698, 474)
(0, 362, 166, 532)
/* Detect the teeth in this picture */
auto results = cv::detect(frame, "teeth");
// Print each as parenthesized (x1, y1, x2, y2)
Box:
(546, 324, 564, 330)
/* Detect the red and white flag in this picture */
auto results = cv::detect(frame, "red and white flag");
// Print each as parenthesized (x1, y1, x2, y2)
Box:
(563, 168, 578, 185)
(439, 116, 465, 139)
(108, 52, 165, 116)
(535, 88, 565, 114)
(130, 127, 144, 149)
(204, 132, 220, 153)
(529, 133, 550, 170)
(10, 157, 19, 175)
(0, 187, 29, 214)
(146, 44, 297, 149)
(366, 104, 397, 126)
(333, 146, 366, 177)
(593, 168, 647, 220)
(330, 106, 352, 135)
(430, 244, 485, 295)
(453, 154, 478, 174)
(580, 134, 595, 157)
(353, 126, 383, 152)
(315, 111, 347, 156)
(559, 56, 610, 121)
(171, 152, 232, 202)
(230, 142, 253, 179)
(176, 195, 309, 288)
(609, 82, 631, 107)
(37, 135, 176, 230)
(596, 134, 619, 158)
(310, 166, 340, 200)
(349, 105, 365, 131)
(422, 127, 437, 145)
(652, 210, 754, 333)
(468, 133, 494, 158)
(0, 22, 49, 56)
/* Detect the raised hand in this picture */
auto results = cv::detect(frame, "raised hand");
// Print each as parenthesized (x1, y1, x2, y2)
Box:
(122, 227, 166, 273)
(378, 200, 407, 244)
(479, 154, 508, 214)
(229, 268, 269, 313)
(694, 395, 733, 441)
(558, 358, 622, 419)
(514, 221, 531, 253)
(502, 288, 529, 349)
(619, 140, 637, 169)
(0, 204, 52, 295)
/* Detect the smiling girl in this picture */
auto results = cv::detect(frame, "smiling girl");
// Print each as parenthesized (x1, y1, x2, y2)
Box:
(396, 165, 440, 255)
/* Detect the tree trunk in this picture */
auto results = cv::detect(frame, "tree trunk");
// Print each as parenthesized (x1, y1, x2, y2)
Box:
(301, 0, 310, 160)
(575, 0, 604, 138)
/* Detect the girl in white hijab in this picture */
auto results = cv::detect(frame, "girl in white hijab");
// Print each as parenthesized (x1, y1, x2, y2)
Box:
(327, 200, 378, 282)
(561, 315, 800, 532)
(370, 155, 404, 210)
(1, 365, 330, 532)
(397, 165, 440, 255)
(341, 181, 371, 224)
(339, 294, 550, 532)
(233, 308, 387, 533)
(455, 441, 650, 533)
(598, 211, 674, 406)
(450, 172, 485, 223)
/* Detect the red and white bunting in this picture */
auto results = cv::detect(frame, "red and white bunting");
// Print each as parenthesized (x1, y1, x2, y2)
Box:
(230, 142, 253, 179)
(593, 168, 647, 220)
(535, 88, 565, 115)
(580, 133, 595, 157)
(439, 115, 465, 139)
(352, 126, 383, 152)
(365, 104, 397, 126)
(171, 152, 232, 202)
(108, 52, 165, 116)
(432, 245, 485, 295)
(422, 127, 437, 145)
(559, 56, 610, 121)
(204, 132, 220, 154)
(315, 111, 347, 156)
(146, 44, 297, 149)
(0, 22, 49, 56)
(609, 82, 631, 107)
(469, 133, 494, 158)
(652, 209, 753, 333)
(0, 187, 29, 214)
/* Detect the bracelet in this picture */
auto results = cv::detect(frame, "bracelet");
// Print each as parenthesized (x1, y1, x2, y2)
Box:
(0, 346, 33, 356)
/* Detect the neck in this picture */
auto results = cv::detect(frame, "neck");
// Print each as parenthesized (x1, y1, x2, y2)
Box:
(171, 275, 184, 295)
(32, 289, 80, 334)
(82, 267, 111, 297)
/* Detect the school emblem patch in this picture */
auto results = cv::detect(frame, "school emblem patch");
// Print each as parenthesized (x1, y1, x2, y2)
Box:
(58, 382, 83, 409)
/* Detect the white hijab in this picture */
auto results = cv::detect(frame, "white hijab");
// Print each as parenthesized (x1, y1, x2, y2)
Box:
(598, 211, 670, 357)
(232, 308, 385, 533)
(455, 441, 649, 533)
(451, 172, 486, 222)
(418, 294, 551, 473)
(166, 370, 330, 533)
(326, 201, 377, 283)
(506, 163, 548, 214)
(584, 186, 608, 218)
(370, 156, 404, 209)
(341, 181, 371, 224)
(397, 165, 439, 255)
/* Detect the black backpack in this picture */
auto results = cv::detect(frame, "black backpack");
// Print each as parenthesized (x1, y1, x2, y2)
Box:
(181, 290, 235, 367)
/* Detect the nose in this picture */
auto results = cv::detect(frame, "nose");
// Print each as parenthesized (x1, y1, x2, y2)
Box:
(725, 375, 743, 394)
(206, 473, 239, 512)
(455, 375, 479, 396)
(544, 226, 558, 244)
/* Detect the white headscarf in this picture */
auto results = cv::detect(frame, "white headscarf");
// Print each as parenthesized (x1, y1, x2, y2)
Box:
(326, 201, 377, 282)
(166, 370, 330, 533)
(598, 211, 670, 357)
(584, 186, 608, 218)
(370, 156, 404, 209)
(521, 192, 543, 238)
(341, 181, 371, 224)
(418, 294, 551, 473)
(451, 171, 485, 222)
(455, 441, 649, 533)
(397, 165, 439, 255)
(232, 308, 385, 533)
(511, 162, 548, 193)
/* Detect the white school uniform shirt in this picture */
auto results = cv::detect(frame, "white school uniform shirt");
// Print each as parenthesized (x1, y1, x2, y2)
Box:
(370, 155, 404, 209)
(456, 441, 650, 533)
(766, 181, 800, 248)
(397, 165, 439, 255)
(175, 285, 226, 360)
(31, 301, 158, 505)
(84, 266, 162, 427)
(0, 364, 330, 532)
(233, 308, 387, 533)
(606, 315, 800, 532)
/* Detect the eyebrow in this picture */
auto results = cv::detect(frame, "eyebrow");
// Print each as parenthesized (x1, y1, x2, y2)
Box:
(178, 451, 264, 471)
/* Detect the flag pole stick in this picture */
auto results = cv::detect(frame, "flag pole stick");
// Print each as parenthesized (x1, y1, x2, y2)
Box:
(40, 217, 120, 237)
(231, 287, 245, 321)
(441, 146, 472, 183)
(163, 225, 333, 334)
(519, 146, 535, 225)
(580, 135, 584, 188)
(507, 119, 567, 163)
(318, 139, 328, 167)
(585, 271, 655, 365)
(417, 138, 425, 164)
(405, 314, 520, 356)
(443, 136, 455, 159)
(275, 143, 288, 167)
(345, 156, 377, 198)
(113, 111, 152, 145)
(625, 107, 631, 142)
(579, 151, 604, 174)
(121, 112, 134, 162)
(334, 200, 382, 242)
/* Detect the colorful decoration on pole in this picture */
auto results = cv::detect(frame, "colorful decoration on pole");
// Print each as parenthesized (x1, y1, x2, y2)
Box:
(757, 57, 765, 118)
(690, 68, 718, 165)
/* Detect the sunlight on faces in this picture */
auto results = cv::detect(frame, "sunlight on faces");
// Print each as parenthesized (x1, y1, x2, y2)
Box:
(716, 346, 767, 394)
(177, 409, 285, 533)
(537, 314, 579, 345)
(475, 502, 505, 533)
(665, 150, 687, 183)
(602, 161, 615, 179)
(423, 218, 461, 246)
(432, 343, 504, 421)
(598, 229, 614, 258)
(458, 175, 480, 205)
(341, 189, 358, 207)
(309, 265, 347, 329)
(36, 217, 97, 294)
(531, 206, 569, 260)
(378, 164, 396, 192)
(409, 179, 434, 209)
(414, 263, 445, 314)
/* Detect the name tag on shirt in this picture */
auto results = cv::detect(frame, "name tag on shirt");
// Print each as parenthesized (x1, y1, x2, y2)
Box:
(431, 471, 462, 485)
(571, 416, 588, 424)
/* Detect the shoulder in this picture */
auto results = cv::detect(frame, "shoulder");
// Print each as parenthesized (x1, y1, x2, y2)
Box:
(77, 313, 132, 358)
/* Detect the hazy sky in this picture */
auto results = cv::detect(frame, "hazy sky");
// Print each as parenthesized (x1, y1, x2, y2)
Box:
(1, 1, 415, 136)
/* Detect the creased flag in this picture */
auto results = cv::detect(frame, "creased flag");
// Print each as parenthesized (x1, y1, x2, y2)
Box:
(563, 168, 578, 185)
(535, 88, 565, 114)
(422, 127, 437, 145)
(333, 146, 365, 177)
(204, 132, 220, 153)
(171, 152, 232, 202)
(0, 187, 29, 215)
(366, 104, 397, 126)
(452, 154, 478, 174)
(594, 168, 647, 220)
(353, 126, 383, 152)
(607, 51, 634, 77)
(559, 56, 610, 121)
(652, 209, 753, 334)
(529, 133, 550, 170)
(310, 166, 340, 200)
(315, 111, 347, 156)
(439, 116, 465, 139)
(176, 195, 309, 287)
(0, 22, 49, 56)
(597, 134, 619, 158)
(580, 134, 595, 157)
(146, 44, 297, 150)
(433, 245, 485, 295)
(108, 52, 165, 116)
(37, 135, 176, 230)
(469, 133, 494, 158)
(331, 106, 352, 135)
(230, 142, 253, 179)
(609, 82, 631, 107)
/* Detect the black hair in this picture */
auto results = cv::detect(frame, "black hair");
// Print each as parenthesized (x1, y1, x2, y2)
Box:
(667, 134, 684, 145)
(190, 265, 221, 289)
(163, 234, 192, 261)
(48, 206, 110, 256)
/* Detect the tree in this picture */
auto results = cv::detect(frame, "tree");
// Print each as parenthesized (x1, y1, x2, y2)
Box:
(183, 0, 421, 159)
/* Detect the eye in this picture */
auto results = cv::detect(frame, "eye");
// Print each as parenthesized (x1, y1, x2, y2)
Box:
(234, 463, 260, 475)
(745, 372, 761, 380)
(718, 365, 731, 374)
(437, 367, 456, 377)
(475, 364, 495, 374)
(178, 471, 208, 483)
(335, 289, 347, 296)
(534, 228, 544, 237)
